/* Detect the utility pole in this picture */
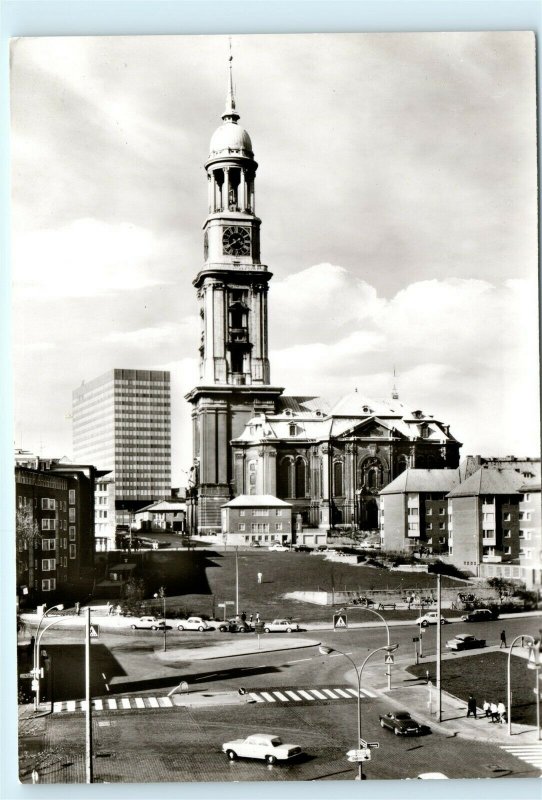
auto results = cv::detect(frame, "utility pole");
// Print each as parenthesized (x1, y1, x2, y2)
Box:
(235, 546, 239, 616)
(85, 607, 93, 784)
(436, 573, 442, 721)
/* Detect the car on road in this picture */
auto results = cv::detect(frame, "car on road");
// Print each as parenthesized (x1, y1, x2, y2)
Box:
(176, 616, 211, 632)
(460, 608, 497, 622)
(130, 616, 172, 631)
(293, 544, 312, 552)
(417, 773, 449, 779)
(249, 541, 262, 548)
(379, 711, 427, 736)
(222, 733, 303, 764)
(415, 611, 449, 627)
(263, 618, 299, 633)
(268, 543, 289, 551)
(217, 618, 253, 633)
(445, 633, 486, 651)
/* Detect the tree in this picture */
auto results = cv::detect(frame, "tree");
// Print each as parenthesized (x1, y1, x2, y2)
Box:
(487, 577, 516, 602)
(16, 506, 39, 587)
(120, 577, 147, 615)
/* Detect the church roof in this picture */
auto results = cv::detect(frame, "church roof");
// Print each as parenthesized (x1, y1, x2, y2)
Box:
(380, 468, 460, 495)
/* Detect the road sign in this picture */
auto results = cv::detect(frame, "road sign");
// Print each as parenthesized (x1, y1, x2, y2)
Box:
(412, 636, 419, 642)
(89, 624, 100, 639)
(528, 646, 540, 669)
(385, 653, 394, 665)
(359, 739, 380, 749)
(346, 749, 371, 762)
(19, 672, 33, 679)
(334, 613, 348, 630)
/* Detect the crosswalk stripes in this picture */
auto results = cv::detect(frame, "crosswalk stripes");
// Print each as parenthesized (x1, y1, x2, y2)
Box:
(51, 684, 378, 714)
(500, 743, 542, 773)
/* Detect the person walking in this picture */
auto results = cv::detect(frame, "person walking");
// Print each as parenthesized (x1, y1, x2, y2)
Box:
(255, 612, 260, 623)
(249, 613, 253, 624)
(257, 572, 262, 584)
(489, 701, 499, 722)
(467, 695, 477, 718)
(497, 700, 506, 724)
(482, 700, 491, 718)
(500, 629, 507, 648)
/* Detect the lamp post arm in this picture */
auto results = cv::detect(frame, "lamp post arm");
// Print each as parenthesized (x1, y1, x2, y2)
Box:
(34, 615, 72, 710)
(507, 634, 535, 737)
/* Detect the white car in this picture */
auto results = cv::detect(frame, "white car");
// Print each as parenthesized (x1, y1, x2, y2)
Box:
(263, 619, 299, 633)
(268, 543, 289, 551)
(176, 616, 211, 631)
(415, 612, 449, 627)
(222, 733, 303, 764)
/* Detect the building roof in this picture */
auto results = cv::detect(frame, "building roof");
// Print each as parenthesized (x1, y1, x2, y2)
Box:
(446, 466, 539, 498)
(221, 494, 292, 509)
(380, 469, 460, 495)
(135, 500, 186, 513)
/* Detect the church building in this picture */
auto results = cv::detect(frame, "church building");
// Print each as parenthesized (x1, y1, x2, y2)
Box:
(186, 61, 461, 535)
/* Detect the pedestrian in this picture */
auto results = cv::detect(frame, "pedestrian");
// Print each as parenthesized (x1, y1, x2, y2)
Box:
(255, 612, 260, 623)
(489, 701, 499, 722)
(257, 572, 262, 584)
(107, 602, 113, 615)
(249, 613, 253, 624)
(497, 700, 506, 724)
(241, 611, 246, 622)
(482, 700, 490, 718)
(500, 629, 507, 648)
(467, 695, 477, 718)
(28, 635, 35, 655)
(75, 601, 80, 616)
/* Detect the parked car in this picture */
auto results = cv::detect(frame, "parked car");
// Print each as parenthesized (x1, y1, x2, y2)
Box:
(222, 733, 303, 764)
(176, 616, 211, 632)
(379, 711, 428, 736)
(445, 633, 486, 651)
(460, 608, 497, 622)
(130, 616, 172, 631)
(415, 612, 449, 627)
(250, 541, 262, 548)
(417, 773, 449, 779)
(268, 543, 289, 551)
(263, 619, 299, 633)
(293, 544, 312, 552)
(217, 618, 253, 633)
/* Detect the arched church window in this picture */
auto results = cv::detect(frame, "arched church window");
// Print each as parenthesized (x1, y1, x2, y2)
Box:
(295, 458, 306, 498)
(289, 423, 297, 437)
(278, 457, 293, 498)
(333, 460, 344, 496)
(396, 456, 409, 476)
(361, 458, 384, 492)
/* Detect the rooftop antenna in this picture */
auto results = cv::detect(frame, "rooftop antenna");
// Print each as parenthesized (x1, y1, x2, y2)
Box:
(392, 366, 399, 400)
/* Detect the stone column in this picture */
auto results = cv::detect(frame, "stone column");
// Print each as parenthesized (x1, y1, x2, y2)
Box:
(345, 442, 355, 525)
(203, 283, 215, 382)
(217, 406, 229, 485)
(207, 173, 213, 213)
(320, 444, 331, 529)
(239, 168, 246, 211)
(213, 282, 227, 382)
(224, 168, 230, 212)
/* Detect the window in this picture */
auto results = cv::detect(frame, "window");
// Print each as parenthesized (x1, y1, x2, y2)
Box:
(63, 557, 68, 567)
(519, 530, 531, 540)
(69, 508, 76, 522)
(333, 461, 343, 496)
(41, 539, 55, 551)
(41, 558, 56, 571)
(504, 512, 511, 521)
(409, 508, 419, 517)
(504, 529, 512, 538)
(63, 520, 67, 531)
(439, 537, 446, 544)
(522, 493, 531, 502)
(439, 507, 446, 515)
(276, 509, 282, 516)
(426, 508, 432, 516)
(504, 546, 512, 555)
(238, 523, 245, 531)
(69, 526, 76, 540)
(63, 538, 67, 548)
(519, 511, 531, 521)
(408, 522, 418, 531)
(259, 509, 269, 516)
(41, 519, 56, 531)
(239, 510, 245, 517)
(483, 513, 494, 523)
(41, 498, 56, 510)
(276, 523, 282, 532)
(69, 544, 76, 559)
(42, 578, 56, 592)
(426, 523, 432, 530)
(439, 522, 445, 530)
(68, 489, 76, 505)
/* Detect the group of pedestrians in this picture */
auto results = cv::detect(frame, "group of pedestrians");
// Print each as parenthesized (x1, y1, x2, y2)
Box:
(467, 696, 506, 723)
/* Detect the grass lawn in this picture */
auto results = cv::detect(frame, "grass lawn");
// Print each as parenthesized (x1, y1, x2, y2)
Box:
(158, 550, 463, 623)
(407, 651, 538, 726)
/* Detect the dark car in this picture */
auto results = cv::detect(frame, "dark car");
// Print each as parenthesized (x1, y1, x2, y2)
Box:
(445, 633, 486, 651)
(293, 544, 312, 552)
(460, 608, 497, 622)
(217, 618, 253, 633)
(379, 711, 428, 736)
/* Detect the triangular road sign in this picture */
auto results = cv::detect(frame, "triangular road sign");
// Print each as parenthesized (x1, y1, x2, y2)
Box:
(89, 624, 100, 639)
(385, 653, 394, 665)
(334, 614, 348, 629)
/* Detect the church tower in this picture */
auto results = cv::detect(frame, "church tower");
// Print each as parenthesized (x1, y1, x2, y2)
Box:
(186, 55, 283, 532)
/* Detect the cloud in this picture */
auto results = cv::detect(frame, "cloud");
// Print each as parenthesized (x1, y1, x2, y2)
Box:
(13, 218, 170, 299)
(104, 318, 199, 349)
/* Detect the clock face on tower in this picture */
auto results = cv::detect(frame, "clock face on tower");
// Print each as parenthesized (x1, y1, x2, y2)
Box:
(222, 226, 251, 256)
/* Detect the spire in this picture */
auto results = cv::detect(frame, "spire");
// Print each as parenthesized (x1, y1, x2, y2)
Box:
(222, 39, 240, 123)
(392, 366, 399, 400)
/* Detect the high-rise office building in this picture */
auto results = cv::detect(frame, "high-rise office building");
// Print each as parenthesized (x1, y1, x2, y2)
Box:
(73, 369, 171, 524)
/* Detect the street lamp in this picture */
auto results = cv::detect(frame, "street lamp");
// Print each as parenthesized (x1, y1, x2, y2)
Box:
(319, 642, 399, 780)
(33, 604, 64, 710)
(341, 604, 393, 690)
(154, 587, 167, 652)
(507, 634, 536, 737)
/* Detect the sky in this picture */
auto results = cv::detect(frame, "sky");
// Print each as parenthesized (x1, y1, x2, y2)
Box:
(10, 31, 540, 486)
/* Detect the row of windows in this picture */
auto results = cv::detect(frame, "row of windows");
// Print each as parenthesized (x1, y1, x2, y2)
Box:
(238, 509, 283, 517)
(237, 523, 283, 532)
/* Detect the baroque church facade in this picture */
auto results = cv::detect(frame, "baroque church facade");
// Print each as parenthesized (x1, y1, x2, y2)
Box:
(186, 63, 461, 535)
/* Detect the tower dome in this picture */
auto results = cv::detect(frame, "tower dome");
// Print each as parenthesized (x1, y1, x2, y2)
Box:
(209, 122, 253, 158)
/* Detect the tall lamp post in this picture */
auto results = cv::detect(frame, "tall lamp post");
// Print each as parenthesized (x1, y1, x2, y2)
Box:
(33, 604, 64, 710)
(154, 587, 167, 652)
(320, 642, 399, 780)
(341, 605, 393, 690)
(507, 634, 536, 737)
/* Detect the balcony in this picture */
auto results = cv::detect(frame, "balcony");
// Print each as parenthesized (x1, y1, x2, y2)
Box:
(231, 373, 246, 386)
(482, 554, 502, 564)
(482, 536, 496, 546)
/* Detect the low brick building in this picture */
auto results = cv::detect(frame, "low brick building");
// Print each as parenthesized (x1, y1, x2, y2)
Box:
(221, 495, 292, 547)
